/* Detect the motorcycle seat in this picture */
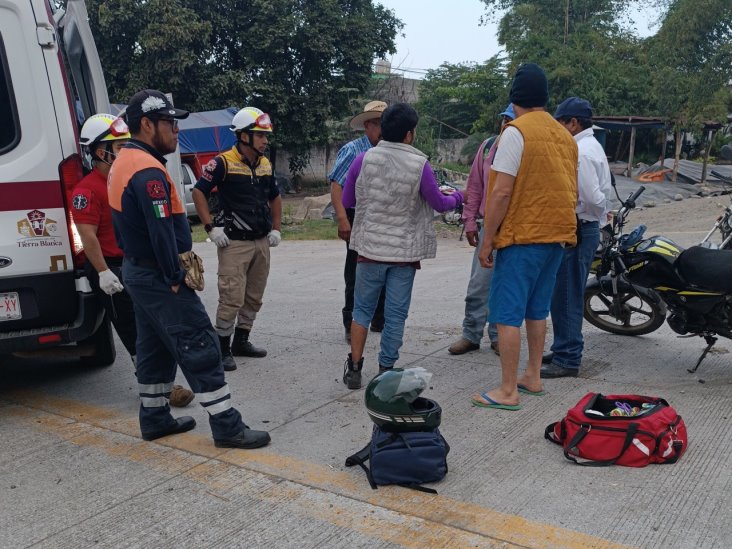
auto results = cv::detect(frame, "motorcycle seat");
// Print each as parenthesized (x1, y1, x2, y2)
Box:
(675, 246, 732, 293)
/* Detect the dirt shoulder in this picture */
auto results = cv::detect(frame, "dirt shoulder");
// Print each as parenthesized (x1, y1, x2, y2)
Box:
(629, 195, 731, 234)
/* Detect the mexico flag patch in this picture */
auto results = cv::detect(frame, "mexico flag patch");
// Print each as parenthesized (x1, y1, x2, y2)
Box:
(152, 200, 170, 218)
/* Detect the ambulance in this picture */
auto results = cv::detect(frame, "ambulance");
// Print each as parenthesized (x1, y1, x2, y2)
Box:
(0, 0, 115, 365)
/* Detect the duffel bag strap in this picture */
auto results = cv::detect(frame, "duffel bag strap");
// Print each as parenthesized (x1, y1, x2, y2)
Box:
(564, 423, 639, 467)
(544, 421, 562, 445)
(656, 415, 685, 464)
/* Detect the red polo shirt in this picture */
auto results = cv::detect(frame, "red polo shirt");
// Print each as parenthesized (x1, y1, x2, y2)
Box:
(71, 168, 123, 259)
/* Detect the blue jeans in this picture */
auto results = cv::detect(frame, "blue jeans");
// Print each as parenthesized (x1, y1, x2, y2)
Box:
(549, 221, 601, 370)
(352, 262, 417, 368)
(462, 227, 498, 344)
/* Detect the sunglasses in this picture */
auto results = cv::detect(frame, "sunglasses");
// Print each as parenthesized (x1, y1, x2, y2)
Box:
(151, 116, 179, 129)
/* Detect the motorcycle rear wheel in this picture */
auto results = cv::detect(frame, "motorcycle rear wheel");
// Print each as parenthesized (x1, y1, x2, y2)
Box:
(583, 286, 666, 336)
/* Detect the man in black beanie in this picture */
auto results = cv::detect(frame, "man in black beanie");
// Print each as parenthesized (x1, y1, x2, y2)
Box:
(471, 63, 579, 411)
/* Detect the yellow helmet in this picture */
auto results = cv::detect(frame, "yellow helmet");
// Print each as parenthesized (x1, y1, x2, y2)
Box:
(79, 113, 131, 150)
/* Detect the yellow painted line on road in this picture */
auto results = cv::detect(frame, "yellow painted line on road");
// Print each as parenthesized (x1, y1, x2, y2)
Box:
(3, 392, 632, 549)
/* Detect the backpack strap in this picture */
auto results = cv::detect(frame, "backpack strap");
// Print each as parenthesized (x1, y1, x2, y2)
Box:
(345, 443, 377, 489)
(564, 423, 640, 466)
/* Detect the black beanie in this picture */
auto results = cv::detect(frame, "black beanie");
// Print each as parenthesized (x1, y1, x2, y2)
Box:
(509, 63, 549, 108)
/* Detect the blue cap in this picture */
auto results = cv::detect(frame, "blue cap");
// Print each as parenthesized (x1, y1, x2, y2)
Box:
(554, 97, 593, 120)
(498, 104, 516, 120)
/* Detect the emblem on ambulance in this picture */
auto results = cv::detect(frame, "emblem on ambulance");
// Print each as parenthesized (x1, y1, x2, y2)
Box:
(17, 209, 59, 238)
(0, 256, 12, 268)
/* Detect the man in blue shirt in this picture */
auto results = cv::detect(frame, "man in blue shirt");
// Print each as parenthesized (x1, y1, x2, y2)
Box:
(329, 101, 387, 342)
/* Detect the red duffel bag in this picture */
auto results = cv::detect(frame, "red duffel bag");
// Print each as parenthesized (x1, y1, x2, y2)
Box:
(545, 392, 688, 467)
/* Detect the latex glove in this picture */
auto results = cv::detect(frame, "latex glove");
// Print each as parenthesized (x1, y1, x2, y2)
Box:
(99, 269, 124, 295)
(208, 226, 230, 248)
(267, 229, 282, 247)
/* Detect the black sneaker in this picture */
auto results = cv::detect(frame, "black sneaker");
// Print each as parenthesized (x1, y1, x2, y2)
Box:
(343, 353, 363, 390)
(542, 352, 554, 364)
(141, 416, 196, 441)
(214, 427, 271, 449)
(540, 363, 579, 378)
(222, 354, 237, 371)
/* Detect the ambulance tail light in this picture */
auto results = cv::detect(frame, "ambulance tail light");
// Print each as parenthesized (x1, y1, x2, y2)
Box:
(58, 154, 86, 268)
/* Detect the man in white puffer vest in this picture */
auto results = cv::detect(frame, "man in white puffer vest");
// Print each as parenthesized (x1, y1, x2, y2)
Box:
(340, 103, 464, 389)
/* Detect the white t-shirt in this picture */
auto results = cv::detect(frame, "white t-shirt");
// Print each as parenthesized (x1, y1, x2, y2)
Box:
(491, 126, 524, 176)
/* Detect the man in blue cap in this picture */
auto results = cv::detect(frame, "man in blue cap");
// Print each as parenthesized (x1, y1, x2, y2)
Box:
(541, 97, 612, 378)
(448, 104, 515, 357)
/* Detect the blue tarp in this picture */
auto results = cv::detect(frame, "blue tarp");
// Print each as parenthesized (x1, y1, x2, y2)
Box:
(110, 105, 238, 155)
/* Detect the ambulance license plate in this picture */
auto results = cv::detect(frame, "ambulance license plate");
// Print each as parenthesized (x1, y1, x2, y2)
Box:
(0, 292, 21, 321)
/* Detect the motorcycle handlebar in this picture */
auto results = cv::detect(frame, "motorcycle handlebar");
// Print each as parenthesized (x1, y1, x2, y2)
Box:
(625, 185, 645, 209)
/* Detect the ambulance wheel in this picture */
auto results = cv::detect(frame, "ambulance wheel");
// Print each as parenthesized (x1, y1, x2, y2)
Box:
(80, 317, 116, 367)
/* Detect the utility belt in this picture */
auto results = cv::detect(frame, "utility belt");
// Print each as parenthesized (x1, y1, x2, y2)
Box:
(126, 256, 159, 269)
(219, 208, 271, 241)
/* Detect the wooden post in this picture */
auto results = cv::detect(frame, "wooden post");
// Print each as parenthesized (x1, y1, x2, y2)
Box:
(627, 126, 637, 178)
(701, 129, 716, 185)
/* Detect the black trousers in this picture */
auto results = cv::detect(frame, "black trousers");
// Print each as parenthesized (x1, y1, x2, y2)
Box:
(85, 259, 137, 356)
(343, 209, 385, 330)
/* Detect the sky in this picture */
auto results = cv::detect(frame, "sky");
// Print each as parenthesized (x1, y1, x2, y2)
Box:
(376, 0, 659, 77)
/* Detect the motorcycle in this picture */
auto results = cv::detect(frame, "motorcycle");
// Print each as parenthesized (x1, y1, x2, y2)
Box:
(584, 182, 732, 373)
(698, 169, 732, 250)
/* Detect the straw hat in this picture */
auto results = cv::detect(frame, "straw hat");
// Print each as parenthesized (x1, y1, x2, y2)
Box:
(349, 100, 387, 130)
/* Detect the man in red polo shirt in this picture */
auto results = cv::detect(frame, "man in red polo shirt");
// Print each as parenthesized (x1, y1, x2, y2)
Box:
(72, 113, 193, 407)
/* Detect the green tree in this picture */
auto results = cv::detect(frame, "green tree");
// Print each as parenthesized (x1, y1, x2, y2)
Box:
(647, 0, 732, 180)
(85, 0, 402, 173)
(480, 0, 650, 115)
(414, 57, 508, 157)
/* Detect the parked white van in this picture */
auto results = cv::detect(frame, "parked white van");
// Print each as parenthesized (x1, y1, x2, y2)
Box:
(0, 0, 115, 365)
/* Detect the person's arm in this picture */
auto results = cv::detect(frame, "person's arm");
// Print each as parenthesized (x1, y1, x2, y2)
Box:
(269, 195, 282, 232)
(577, 155, 608, 221)
(76, 224, 106, 273)
(419, 162, 463, 212)
(478, 126, 523, 268)
(463, 139, 491, 242)
(328, 145, 356, 241)
(330, 183, 350, 241)
(130, 168, 185, 289)
(478, 172, 515, 269)
(342, 153, 366, 210)
(192, 157, 225, 226)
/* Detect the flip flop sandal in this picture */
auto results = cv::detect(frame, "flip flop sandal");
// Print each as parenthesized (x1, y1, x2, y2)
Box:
(517, 383, 546, 396)
(471, 391, 521, 410)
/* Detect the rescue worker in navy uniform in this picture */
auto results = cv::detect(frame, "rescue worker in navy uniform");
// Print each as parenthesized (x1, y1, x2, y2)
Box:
(73, 113, 194, 408)
(108, 89, 270, 448)
(192, 107, 282, 371)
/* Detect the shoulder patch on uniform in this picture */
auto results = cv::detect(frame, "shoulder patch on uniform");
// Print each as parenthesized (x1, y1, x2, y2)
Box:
(72, 194, 88, 210)
(202, 159, 217, 181)
(147, 180, 166, 199)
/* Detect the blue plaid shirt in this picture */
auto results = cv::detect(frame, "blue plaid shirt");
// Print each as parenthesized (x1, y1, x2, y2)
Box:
(328, 135, 372, 187)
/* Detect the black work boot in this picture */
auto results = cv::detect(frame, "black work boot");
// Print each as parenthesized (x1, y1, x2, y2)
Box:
(231, 327, 267, 358)
(218, 335, 237, 371)
(343, 353, 363, 390)
(378, 365, 392, 375)
(214, 425, 271, 449)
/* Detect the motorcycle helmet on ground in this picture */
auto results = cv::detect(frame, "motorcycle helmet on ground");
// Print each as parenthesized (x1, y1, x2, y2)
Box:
(364, 367, 441, 433)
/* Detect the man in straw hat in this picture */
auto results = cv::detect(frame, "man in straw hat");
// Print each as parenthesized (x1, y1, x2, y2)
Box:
(329, 100, 388, 343)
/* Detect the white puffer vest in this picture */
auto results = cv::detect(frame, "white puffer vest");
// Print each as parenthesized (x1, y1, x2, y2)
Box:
(350, 141, 436, 262)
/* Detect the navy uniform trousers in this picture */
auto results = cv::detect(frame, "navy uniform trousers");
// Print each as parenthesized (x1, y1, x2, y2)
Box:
(122, 260, 244, 440)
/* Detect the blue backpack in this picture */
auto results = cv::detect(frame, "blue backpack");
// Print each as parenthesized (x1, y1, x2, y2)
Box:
(346, 425, 450, 494)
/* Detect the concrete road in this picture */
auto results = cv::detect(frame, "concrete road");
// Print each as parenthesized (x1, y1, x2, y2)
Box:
(1, 236, 731, 548)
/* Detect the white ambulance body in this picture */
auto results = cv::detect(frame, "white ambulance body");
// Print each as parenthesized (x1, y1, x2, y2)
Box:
(0, 0, 115, 365)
